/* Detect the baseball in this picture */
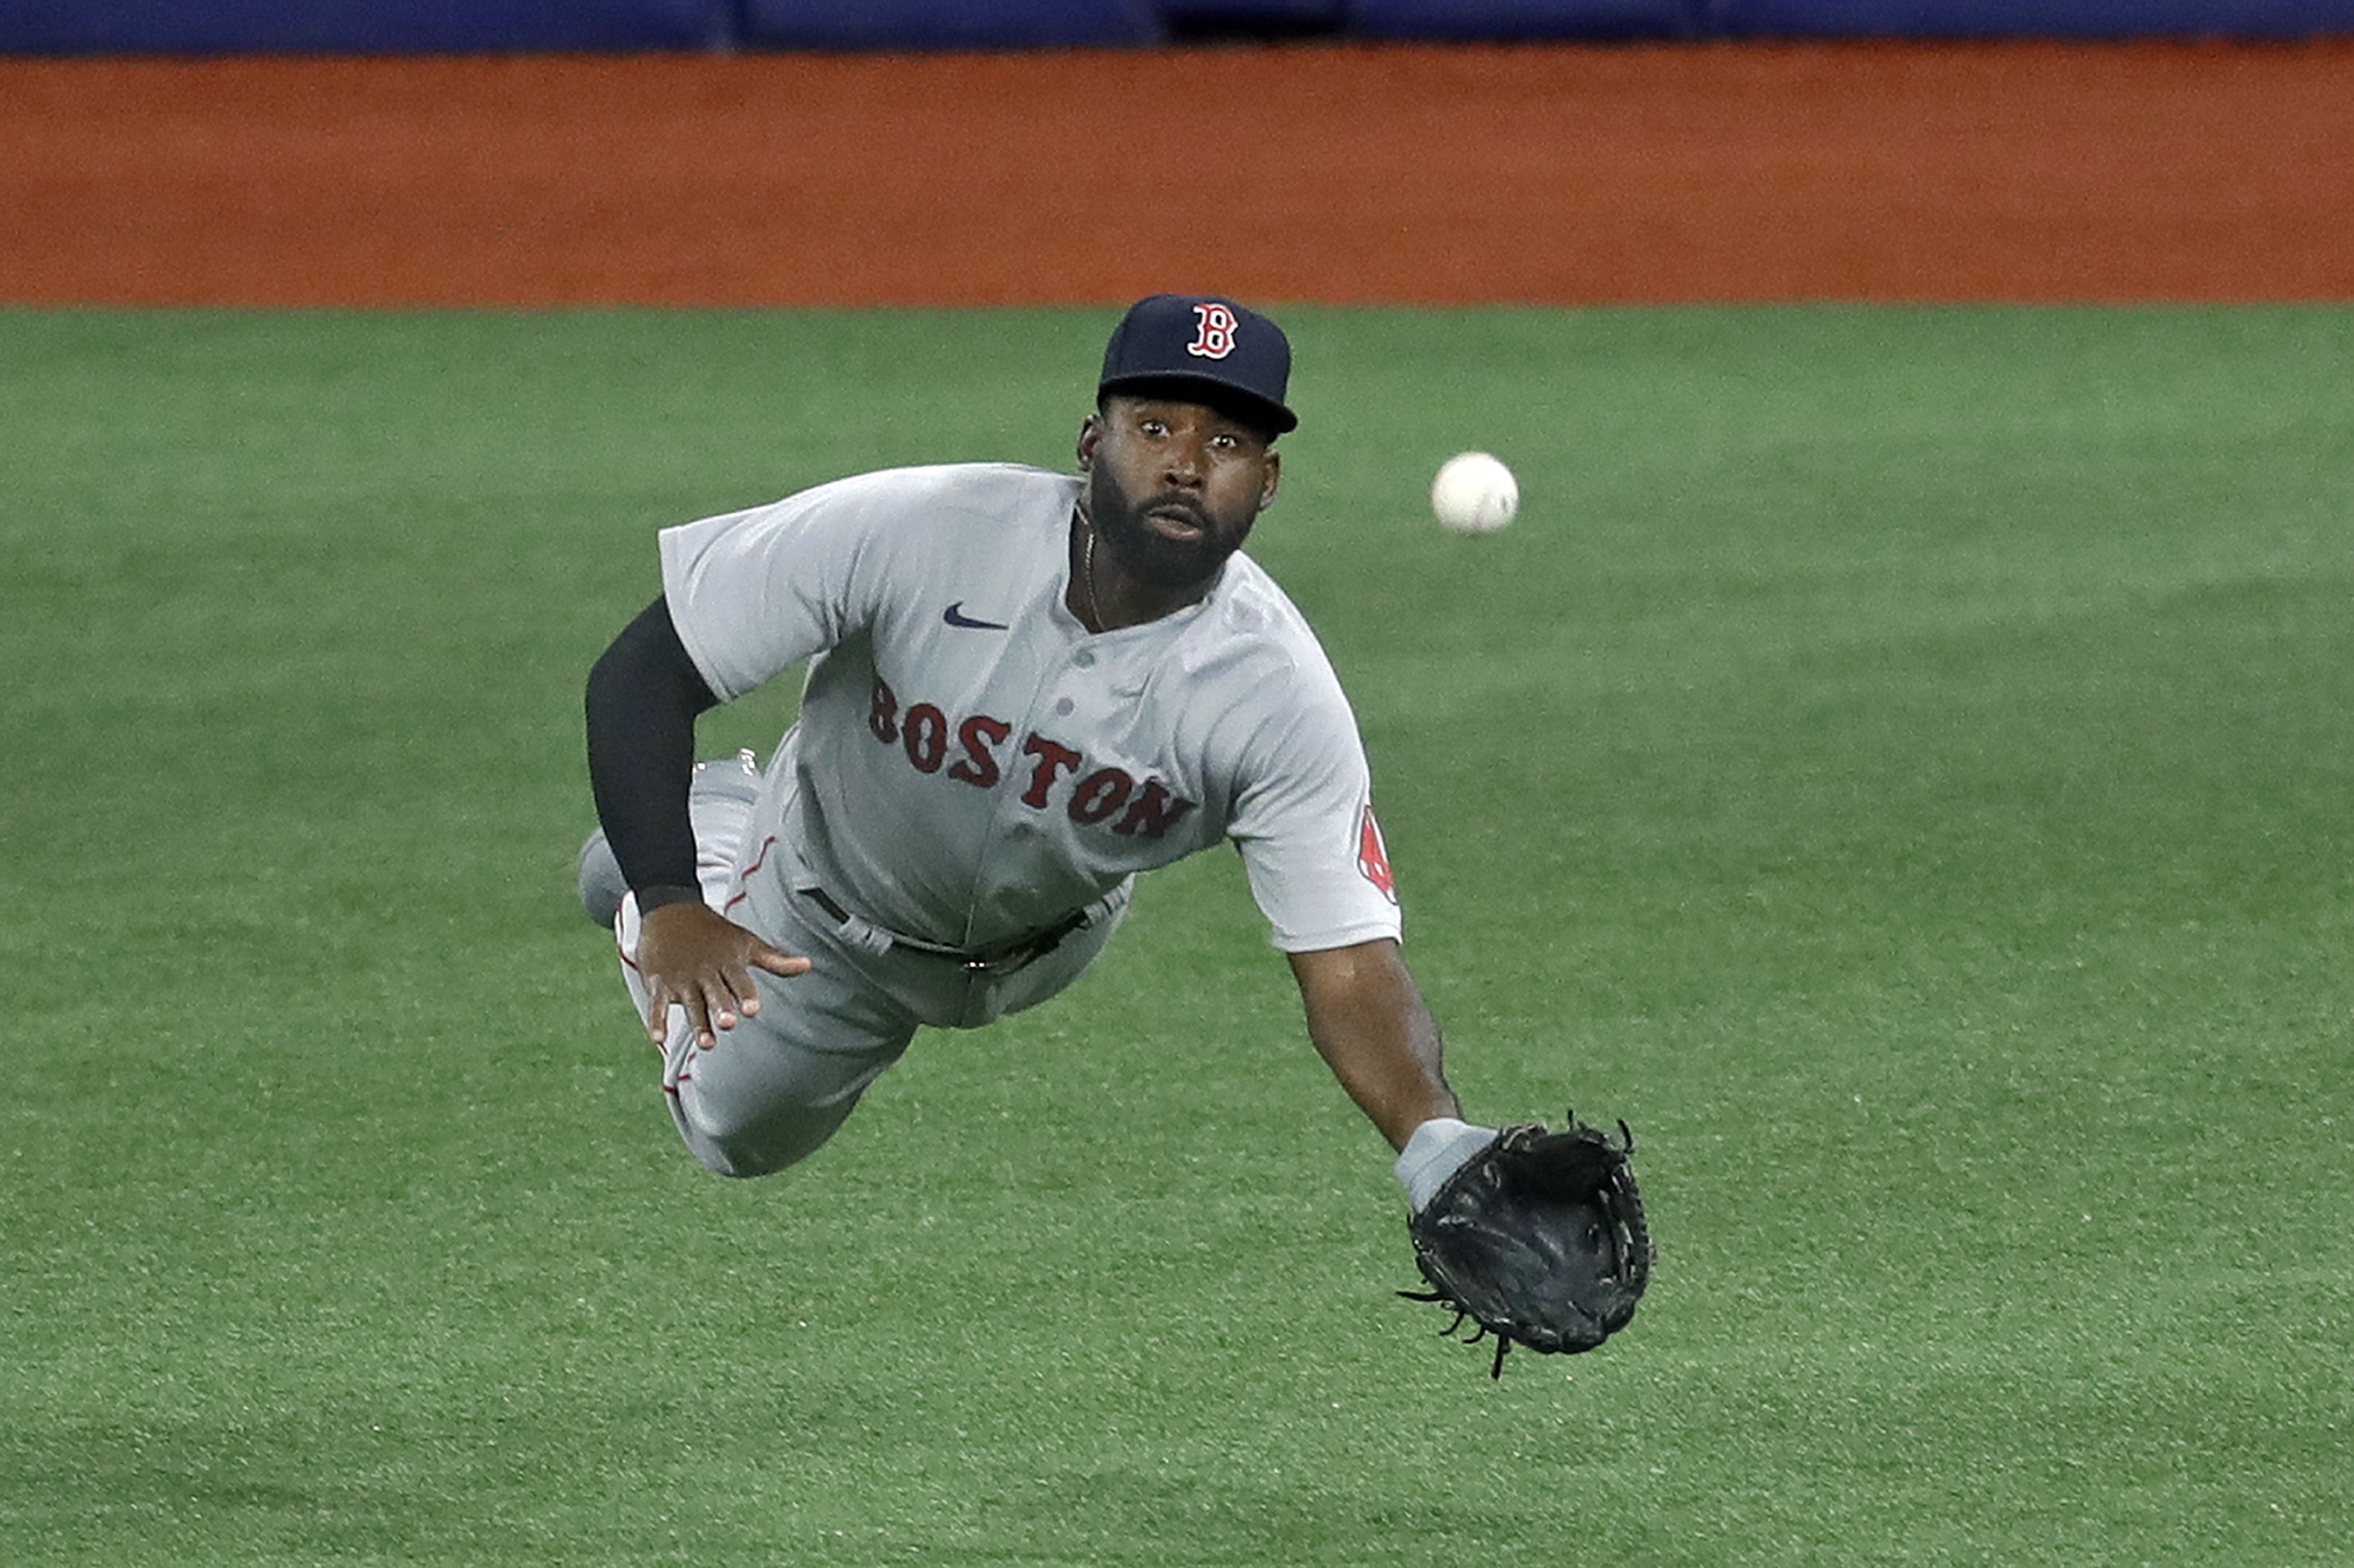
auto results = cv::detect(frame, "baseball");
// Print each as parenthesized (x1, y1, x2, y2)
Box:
(1430, 452, 1518, 536)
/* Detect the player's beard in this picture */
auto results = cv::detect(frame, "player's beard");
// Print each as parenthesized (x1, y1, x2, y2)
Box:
(1083, 468, 1252, 593)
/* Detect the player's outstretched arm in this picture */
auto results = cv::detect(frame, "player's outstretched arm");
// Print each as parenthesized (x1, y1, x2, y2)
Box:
(586, 595, 717, 892)
(1287, 939, 1462, 1152)
(635, 900, 811, 1051)
(587, 593, 812, 1049)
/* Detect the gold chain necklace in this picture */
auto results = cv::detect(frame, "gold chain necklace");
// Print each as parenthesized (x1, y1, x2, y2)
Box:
(1079, 521, 1104, 631)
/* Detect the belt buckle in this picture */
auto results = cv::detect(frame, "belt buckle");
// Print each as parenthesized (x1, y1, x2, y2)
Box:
(963, 933, 1049, 975)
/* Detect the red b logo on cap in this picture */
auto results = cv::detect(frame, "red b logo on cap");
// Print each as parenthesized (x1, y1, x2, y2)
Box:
(1187, 303, 1239, 360)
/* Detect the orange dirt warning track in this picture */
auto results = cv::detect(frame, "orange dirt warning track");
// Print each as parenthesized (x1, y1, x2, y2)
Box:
(3, 41, 2350, 306)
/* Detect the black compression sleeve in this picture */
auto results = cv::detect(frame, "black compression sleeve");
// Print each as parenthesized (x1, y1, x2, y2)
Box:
(585, 595, 721, 899)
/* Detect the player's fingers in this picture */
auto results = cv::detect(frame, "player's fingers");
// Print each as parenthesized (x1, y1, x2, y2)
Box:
(641, 976, 677, 1043)
(694, 976, 740, 1043)
(659, 976, 716, 1050)
(717, 959, 764, 1019)
(751, 944, 814, 980)
(709, 948, 808, 1023)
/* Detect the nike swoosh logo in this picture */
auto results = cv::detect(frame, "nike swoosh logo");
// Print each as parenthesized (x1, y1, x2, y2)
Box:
(943, 602, 1009, 630)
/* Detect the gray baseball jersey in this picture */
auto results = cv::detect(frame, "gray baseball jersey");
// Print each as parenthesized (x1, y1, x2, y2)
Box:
(658, 461, 1401, 961)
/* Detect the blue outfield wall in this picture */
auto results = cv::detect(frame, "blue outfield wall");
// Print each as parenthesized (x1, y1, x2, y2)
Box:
(4, 0, 2351, 52)
(1707, 0, 2354, 36)
(1356, 0, 2354, 34)
(1347, 0, 1695, 38)
(0, 1, 728, 54)
(735, 0, 1161, 48)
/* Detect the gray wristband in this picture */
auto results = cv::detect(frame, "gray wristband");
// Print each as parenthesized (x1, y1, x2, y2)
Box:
(1394, 1117, 1499, 1213)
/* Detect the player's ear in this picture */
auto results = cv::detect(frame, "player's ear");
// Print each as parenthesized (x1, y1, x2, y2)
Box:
(1076, 414, 1102, 471)
(1257, 448, 1281, 510)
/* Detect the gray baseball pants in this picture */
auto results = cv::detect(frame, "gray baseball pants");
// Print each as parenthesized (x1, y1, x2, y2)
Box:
(610, 757, 1122, 1178)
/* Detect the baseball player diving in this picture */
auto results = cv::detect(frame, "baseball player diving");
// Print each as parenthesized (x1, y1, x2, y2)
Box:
(581, 296, 1649, 1363)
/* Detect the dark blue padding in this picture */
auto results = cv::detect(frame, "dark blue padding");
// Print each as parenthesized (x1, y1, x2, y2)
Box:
(1345, 0, 1702, 38)
(1160, 0, 1347, 26)
(737, 0, 1164, 49)
(1711, 0, 2354, 36)
(0, 0, 724, 54)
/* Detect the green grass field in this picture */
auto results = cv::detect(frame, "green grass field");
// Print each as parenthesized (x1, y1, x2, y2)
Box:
(4, 304, 2350, 1565)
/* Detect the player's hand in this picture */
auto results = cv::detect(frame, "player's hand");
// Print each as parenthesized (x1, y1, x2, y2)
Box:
(636, 900, 812, 1050)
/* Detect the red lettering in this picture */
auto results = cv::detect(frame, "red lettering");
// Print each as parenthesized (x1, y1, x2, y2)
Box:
(1020, 734, 1083, 808)
(1067, 767, 1133, 824)
(902, 703, 948, 773)
(949, 715, 1010, 788)
(1113, 779, 1198, 839)
(1357, 804, 1398, 902)
(873, 698, 1194, 841)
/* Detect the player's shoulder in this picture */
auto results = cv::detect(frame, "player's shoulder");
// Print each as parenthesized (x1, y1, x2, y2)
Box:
(807, 461, 1077, 522)
(1180, 554, 1346, 694)
(669, 462, 1073, 554)
(1206, 552, 1309, 637)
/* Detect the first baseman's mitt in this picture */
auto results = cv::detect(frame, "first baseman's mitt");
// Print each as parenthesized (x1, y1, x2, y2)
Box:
(1401, 1115, 1652, 1377)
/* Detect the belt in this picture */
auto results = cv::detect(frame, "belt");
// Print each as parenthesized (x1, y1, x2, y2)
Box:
(798, 887, 1089, 976)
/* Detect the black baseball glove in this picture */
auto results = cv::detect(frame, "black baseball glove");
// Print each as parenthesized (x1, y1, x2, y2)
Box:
(1401, 1115, 1653, 1377)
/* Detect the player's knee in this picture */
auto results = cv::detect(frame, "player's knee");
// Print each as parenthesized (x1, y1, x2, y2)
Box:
(685, 1131, 817, 1181)
(676, 1129, 770, 1180)
(673, 1094, 846, 1180)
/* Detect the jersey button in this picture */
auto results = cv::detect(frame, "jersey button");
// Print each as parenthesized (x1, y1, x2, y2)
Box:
(1073, 650, 1096, 669)
(1054, 698, 1075, 716)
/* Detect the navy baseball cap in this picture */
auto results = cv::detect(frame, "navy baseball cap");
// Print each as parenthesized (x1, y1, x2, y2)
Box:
(1097, 294, 1298, 435)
